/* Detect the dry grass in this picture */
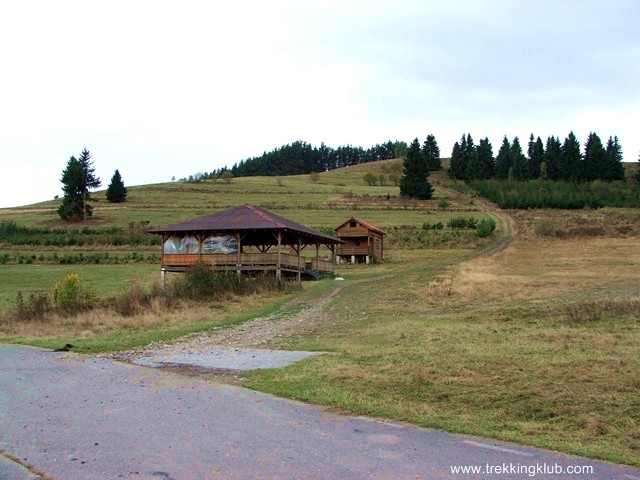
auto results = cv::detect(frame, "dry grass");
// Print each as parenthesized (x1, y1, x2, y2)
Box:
(245, 210, 640, 466)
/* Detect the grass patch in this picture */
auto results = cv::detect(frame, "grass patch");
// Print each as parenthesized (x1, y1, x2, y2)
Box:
(244, 235, 640, 467)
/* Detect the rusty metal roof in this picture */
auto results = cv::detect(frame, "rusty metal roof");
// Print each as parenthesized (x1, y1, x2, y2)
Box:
(149, 205, 342, 244)
(335, 216, 385, 235)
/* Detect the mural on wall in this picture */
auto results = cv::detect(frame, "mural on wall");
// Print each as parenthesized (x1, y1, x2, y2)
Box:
(163, 235, 199, 254)
(202, 235, 237, 254)
(163, 234, 238, 254)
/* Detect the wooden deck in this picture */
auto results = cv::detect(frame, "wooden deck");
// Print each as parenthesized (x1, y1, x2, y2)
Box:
(162, 252, 334, 275)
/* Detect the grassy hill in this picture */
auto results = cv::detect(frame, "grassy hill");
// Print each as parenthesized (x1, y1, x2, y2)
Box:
(1, 159, 639, 466)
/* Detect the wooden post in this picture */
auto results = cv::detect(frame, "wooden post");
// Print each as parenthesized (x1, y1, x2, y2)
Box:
(236, 232, 242, 276)
(296, 235, 302, 283)
(276, 230, 282, 279)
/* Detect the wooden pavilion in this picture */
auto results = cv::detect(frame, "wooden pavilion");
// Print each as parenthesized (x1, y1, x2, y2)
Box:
(334, 216, 384, 264)
(149, 205, 342, 280)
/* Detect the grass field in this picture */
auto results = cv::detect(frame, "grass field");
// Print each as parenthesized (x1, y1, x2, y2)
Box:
(0, 161, 638, 466)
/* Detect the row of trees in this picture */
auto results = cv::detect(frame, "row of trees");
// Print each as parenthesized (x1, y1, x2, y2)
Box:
(58, 149, 127, 221)
(205, 140, 411, 179)
(449, 132, 625, 182)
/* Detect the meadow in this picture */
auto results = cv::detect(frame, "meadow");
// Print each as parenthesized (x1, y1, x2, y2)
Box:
(0, 160, 638, 465)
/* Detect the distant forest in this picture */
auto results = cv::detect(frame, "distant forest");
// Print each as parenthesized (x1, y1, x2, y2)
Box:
(194, 140, 407, 181)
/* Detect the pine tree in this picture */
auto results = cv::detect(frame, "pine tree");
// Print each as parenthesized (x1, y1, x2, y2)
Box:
(583, 132, 606, 181)
(106, 169, 128, 203)
(561, 132, 582, 181)
(635, 152, 640, 184)
(527, 134, 544, 179)
(400, 138, 434, 199)
(58, 149, 101, 221)
(511, 137, 529, 181)
(422, 134, 441, 171)
(604, 136, 625, 181)
(495, 136, 512, 180)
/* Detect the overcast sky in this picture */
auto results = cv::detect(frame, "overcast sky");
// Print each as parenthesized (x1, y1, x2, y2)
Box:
(1, 0, 638, 208)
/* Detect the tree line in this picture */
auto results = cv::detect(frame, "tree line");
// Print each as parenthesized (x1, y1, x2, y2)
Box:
(203, 140, 410, 179)
(449, 131, 625, 183)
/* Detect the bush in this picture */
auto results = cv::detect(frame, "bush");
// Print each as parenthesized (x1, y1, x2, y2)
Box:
(476, 218, 497, 237)
(448, 216, 478, 229)
(51, 273, 94, 312)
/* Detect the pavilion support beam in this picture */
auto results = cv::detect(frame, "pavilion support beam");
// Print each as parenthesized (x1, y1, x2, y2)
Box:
(276, 231, 282, 279)
(236, 233, 242, 275)
(296, 235, 302, 283)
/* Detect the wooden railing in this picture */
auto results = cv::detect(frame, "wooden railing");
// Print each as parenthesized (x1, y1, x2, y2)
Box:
(162, 252, 333, 273)
(337, 246, 372, 256)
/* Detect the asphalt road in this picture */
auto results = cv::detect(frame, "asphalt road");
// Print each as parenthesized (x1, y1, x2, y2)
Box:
(1, 345, 638, 480)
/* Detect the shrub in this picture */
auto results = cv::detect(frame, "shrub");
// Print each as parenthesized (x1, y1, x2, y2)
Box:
(476, 218, 497, 237)
(448, 216, 477, 229)
(51, 273, 94, 312)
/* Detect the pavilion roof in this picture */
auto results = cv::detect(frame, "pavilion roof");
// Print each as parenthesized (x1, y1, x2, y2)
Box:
(149, 204, 342, 245)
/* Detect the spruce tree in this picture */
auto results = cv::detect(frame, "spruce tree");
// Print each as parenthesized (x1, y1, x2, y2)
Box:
(511, 137, 529, 181)
(58, 149, 101, 221)
(527, 134, 544, 179)
(543, 136, 562, 181)
(448, 141, 463, 180)
(604, 136, 625, 181)
(561, 132, 582, 181)
(583, 132, 606, 181)
(495, 136, 512, 180)
(477, 137, 495, 178)
(422, 134, 441, 171)
(106, 169, 128, 202)
(400, 138, 434, 199)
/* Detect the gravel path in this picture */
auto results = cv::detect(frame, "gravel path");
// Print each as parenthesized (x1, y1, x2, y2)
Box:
(104, 284, 344, 374)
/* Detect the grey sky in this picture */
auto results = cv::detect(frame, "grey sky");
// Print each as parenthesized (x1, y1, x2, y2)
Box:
(1, 0, 638, 208)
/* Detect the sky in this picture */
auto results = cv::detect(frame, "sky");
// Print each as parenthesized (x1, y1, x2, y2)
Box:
(1, 0, 639, 208)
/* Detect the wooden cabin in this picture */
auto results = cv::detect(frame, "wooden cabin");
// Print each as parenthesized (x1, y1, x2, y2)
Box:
(334, 217, 384, 264)
(149, 205, 343, 281)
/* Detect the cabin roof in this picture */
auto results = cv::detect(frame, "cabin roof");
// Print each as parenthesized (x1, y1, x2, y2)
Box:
(149, 204, 342, 244)
(335, 216, 385, 235)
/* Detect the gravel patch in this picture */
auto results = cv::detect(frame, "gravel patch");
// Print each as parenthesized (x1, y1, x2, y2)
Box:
(132, 346, 322, 371)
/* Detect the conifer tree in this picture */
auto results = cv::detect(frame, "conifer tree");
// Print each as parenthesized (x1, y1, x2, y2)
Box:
(422, 134, 441, 171)
(448, 140, 463, 180)
(583, 132, 606, 181)
(511, 137, 529, 181)
(106, 169, 128, 203)
(527, 134, 544, 179)
(400, 138, 434, 199)
(604, 136, 625, 181)
(561, 132, 582, 181)
(543, 136, 562, 181)
(635, 152, 640, 184)
(477, 138, 495, 178)
(57, 149, 101, 221)
(495, 136, 512, 180)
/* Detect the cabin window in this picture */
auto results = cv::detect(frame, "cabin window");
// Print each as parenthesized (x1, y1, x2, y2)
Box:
(350, 221, 357, 228)
(354, 239, 361, 246)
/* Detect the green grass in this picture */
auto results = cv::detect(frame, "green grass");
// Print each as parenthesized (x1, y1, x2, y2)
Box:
(0, 264, 158, 312)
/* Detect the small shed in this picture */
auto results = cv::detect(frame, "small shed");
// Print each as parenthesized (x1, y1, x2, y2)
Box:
(149, 205, 343, 281)
(334, 216, 384, 264)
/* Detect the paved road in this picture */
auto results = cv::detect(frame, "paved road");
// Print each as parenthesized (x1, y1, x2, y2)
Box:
(1, 345, 638, 480)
